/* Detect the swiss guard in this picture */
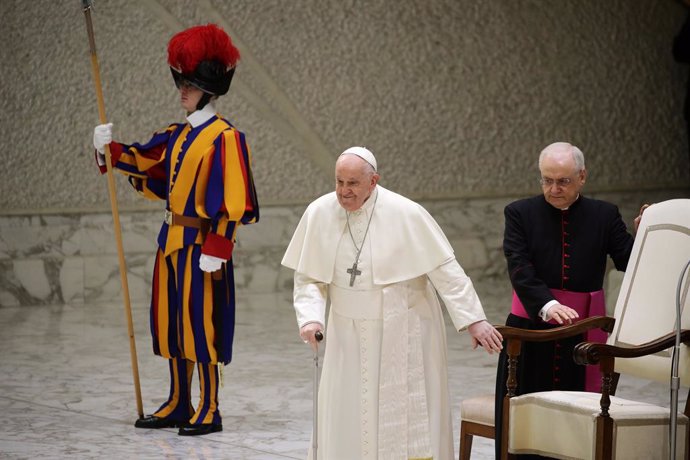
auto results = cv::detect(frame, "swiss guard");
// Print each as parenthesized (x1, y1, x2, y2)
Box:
(91, 23, 259, 436)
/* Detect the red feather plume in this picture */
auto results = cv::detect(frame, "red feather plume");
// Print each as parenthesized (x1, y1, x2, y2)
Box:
(167, 24, 240, 73)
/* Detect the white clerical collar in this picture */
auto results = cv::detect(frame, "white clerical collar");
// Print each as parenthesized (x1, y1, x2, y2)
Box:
(186, 102, 217, 128)
(558, 194, 581, 211)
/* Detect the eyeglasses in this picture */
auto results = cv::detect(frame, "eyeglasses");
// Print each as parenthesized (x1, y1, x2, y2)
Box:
(539, 177, 573, 188)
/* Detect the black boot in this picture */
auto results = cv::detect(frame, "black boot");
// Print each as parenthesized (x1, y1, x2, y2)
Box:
(178, 423, 222, 436)
(134, 415, 187, 429)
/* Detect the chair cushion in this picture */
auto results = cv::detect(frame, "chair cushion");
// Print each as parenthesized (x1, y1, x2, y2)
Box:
(460, 393, 495, 426)
(509, 391, 688, 459)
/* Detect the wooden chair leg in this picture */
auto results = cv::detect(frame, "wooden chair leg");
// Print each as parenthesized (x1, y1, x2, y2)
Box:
(459, 420, 495, 460)
(459, 421, 474, 460)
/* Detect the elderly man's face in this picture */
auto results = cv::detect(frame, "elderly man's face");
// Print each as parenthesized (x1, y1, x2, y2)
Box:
(335, 155, 379, 212)
(539, 152, 586, 209)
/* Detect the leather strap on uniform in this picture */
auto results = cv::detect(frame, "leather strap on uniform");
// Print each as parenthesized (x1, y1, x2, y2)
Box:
(166, 211, 221, 279)
(170, 213, 210, 231)
(166, 211, 212, 239)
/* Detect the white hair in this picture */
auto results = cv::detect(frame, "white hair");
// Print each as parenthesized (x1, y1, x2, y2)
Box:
(538, 142, 585, 171)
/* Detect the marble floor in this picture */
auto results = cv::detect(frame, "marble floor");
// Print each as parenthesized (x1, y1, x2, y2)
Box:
(0, 292, 682, 460)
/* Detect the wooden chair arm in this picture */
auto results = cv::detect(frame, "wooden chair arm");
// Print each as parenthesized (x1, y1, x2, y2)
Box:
(574, 329, 690, 366)
(495, 316, 615, 343)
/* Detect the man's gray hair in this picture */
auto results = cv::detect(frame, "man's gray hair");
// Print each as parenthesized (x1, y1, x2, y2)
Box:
(538, 142, 586, 171)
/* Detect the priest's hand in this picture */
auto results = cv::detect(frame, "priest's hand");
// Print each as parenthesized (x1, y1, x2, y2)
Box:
(545, 303, 579, 325)
(633, 203, 650, 233)
(300, 322, 324, 352)
(468, 320, 503, 354)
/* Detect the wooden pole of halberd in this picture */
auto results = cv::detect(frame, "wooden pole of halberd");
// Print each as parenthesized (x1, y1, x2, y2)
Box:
(81, 1, 144, 419)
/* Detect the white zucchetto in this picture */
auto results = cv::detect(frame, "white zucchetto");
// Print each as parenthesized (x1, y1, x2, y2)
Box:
(340, 146, 377, 172)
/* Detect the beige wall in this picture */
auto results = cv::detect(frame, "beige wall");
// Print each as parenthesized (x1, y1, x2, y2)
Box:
(0, 0, 688, 214)
(1, 1, 690, 308)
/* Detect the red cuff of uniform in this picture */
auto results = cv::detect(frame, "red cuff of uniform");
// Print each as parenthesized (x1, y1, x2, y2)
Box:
(202, 233, 234, 260)
(97, 142, 124, 174)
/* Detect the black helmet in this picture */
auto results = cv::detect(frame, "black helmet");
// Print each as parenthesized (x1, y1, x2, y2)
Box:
(167, 24, 240, 97)
(170, 61, 236, 96)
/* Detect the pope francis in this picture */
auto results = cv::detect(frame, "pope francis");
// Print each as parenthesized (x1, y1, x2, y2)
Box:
(282, 146, 503, 460)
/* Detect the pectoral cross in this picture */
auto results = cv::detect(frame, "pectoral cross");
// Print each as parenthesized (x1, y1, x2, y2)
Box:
(347, 261, 362, 287)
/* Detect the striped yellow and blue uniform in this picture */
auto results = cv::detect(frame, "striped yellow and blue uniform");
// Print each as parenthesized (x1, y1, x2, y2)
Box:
(103, 115, 259, 367)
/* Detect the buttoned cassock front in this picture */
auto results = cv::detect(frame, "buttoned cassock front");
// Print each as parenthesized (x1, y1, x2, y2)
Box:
(494, 194, 634, 458)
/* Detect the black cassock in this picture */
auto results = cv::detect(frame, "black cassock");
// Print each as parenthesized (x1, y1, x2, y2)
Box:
(494, 194, 634, 459)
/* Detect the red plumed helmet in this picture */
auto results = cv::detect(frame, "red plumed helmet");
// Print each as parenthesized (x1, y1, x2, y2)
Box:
(167, 24, 240, 96)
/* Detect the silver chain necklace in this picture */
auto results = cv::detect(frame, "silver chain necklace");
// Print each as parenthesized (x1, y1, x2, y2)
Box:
(345, 191, 378, 287)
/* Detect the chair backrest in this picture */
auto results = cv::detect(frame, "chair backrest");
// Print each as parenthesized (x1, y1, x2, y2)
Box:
(607, 199, 690, 385)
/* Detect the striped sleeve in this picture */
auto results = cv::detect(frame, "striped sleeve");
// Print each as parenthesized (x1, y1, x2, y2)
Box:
(99, 125, 176, 181)
(200, 128, 259, 259)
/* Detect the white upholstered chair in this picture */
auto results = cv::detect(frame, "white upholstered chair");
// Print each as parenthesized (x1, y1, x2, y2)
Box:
(501, 198, 690, 459)
(458, 274, 625, 460)
(459, 316, 615, 460)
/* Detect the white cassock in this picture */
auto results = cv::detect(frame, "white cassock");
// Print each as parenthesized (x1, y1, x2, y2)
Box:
(282, 186, 487, 460)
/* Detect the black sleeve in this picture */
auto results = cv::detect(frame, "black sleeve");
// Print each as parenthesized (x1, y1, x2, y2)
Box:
(503, 203, 554, 321)
(606, 205, 635, 272)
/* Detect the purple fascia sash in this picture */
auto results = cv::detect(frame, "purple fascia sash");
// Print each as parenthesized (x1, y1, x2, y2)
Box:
(511, 288, 607, 392)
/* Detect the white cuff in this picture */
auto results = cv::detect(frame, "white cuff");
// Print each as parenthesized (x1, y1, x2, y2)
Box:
(539, 300, 559, 321)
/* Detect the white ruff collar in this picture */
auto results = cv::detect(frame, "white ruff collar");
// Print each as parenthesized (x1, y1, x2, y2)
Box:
(186, 102, 217, 128)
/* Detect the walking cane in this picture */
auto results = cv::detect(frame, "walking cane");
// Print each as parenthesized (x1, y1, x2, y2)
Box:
(80, 0, 144, 419)
(312, 330, 324, 460)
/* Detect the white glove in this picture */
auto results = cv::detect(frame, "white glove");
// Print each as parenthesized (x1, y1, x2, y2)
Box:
(199, 254, 224, 272)
(93, 123, 113, 154)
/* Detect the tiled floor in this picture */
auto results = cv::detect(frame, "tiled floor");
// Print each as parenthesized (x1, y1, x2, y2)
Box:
(0, 291, 681, 459)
